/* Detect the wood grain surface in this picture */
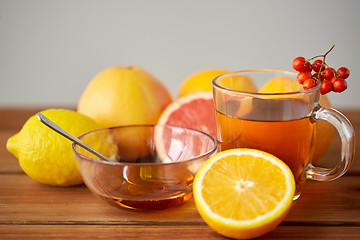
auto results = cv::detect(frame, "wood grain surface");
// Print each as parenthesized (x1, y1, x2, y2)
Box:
(1, 108, 359, 239)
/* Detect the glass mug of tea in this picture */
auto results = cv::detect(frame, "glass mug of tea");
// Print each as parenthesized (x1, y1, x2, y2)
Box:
(212, 69, 355, 199)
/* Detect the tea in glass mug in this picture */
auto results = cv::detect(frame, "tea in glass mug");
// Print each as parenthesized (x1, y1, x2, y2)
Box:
(213, 69, 355, 199)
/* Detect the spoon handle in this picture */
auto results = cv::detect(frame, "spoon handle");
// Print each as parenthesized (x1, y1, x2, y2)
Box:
(37, 112, 112, 162)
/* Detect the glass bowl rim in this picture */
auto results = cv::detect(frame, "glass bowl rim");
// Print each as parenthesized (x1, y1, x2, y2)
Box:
(72, 124, 218, 166)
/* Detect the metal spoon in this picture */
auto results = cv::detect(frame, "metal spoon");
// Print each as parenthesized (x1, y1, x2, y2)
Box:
(37, 112, 112, 162)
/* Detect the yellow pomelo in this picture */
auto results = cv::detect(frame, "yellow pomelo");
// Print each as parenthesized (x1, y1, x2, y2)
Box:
(259, 76, 334, 162)
(215, 74, 258, 92)
(178, 69, 231, 98)
(212, 74, 258, 119)
(194, 148, 295, 239)
(258, 76, 302, 93)
(78, 66, 173, 128)
(6, 109, 100, 186)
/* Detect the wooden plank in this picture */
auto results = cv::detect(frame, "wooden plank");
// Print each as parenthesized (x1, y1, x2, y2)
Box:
(0, 174, 203, 224)
(0, 130, 24, 173)
(287, 176, 360, 223)
(1, 108, 360, 239)
(0, 108, 45, 130)
(1, 174, 360, 224)
(1, 108, 360, 173)
(0, 225, 359, 240)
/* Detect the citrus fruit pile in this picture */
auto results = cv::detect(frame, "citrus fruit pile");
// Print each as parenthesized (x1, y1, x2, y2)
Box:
(166, 67, 336, 238)
(6, 60, 341, 238)
(167, 68, 333, 163)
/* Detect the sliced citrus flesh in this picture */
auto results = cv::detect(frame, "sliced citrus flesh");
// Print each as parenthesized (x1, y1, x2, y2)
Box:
(193, 148, 295, 239)
(157, 92, 216, 138)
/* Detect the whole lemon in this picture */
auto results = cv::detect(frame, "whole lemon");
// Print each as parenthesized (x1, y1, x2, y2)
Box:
(6, 109, 100, 186)
(77, 66, 173, 128)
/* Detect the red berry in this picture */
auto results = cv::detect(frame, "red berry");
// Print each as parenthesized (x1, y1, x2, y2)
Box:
(330, 77, 337, 85)
(297, 71, 312, 84)
(332, 78, 347, 92)
(337, 67, 350, 79)
(292, 57, 308, 72)
(292, 46, 348, 95)
(321, 68, 336, 80)
(303, 78, 317, 90)
(320, 80, 333, 95)
(313, 72, 324, 81)
(312, 59, 325, 72)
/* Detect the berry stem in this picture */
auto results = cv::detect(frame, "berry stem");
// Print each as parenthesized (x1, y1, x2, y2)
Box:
(293, 45, 349, 94)
(311, 45, 336, 80)
(306, 45, 335, 62)
(324, 44, 335, 57)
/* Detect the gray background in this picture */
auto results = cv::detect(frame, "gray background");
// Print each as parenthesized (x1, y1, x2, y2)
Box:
(1, 0, 359, 108)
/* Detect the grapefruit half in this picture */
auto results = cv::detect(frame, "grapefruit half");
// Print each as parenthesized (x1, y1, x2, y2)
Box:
(157, 92, 216, 138)
(155, 92, 217, 164)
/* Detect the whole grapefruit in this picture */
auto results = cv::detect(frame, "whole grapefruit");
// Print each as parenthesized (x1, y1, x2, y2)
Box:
(78, 66, 172, 128)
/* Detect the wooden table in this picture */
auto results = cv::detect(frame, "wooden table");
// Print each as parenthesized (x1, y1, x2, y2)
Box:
(1, 108, 359, 239)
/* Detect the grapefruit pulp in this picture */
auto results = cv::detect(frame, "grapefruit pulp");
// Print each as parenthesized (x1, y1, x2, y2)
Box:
(157, 92, 216, 139)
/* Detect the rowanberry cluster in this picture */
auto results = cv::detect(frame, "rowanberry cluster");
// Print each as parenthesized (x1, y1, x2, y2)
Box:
(292, 45, 350, 95)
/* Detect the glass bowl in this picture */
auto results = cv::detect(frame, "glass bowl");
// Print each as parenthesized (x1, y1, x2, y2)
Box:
(73, 125, 217, 210)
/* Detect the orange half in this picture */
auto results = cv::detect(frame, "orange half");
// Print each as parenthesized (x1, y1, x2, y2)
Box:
(193, 148, 295, 239)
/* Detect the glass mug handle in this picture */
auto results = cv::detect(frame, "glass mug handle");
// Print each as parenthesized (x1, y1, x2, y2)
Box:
(304, 105, 355, 181)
